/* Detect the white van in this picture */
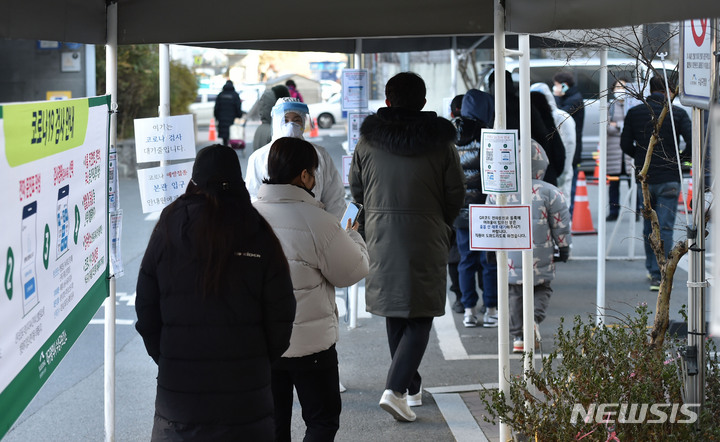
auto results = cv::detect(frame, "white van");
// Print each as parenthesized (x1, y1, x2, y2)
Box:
(488, 58, 690, 170)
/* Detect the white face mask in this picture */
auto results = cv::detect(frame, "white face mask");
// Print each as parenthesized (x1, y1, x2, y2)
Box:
(280, 121, 304, 138)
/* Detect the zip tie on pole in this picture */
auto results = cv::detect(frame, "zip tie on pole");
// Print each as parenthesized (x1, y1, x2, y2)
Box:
(658, 52, 689, 225)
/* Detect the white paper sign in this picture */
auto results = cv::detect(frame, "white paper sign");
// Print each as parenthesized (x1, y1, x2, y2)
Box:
(680, 19, 715, 110)
(342, 155, 353, 186)
(480, 129, 519, 193)
(137, 162, 193, 213)
(341, 69, 369, 111)
(347, 111, 370, 154)
(469, 205, 532, 250)
(134, 115, 196, 163)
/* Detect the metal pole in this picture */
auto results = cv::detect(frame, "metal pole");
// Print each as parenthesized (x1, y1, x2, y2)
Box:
(450, 37, 458, 98)
(85, 44, 96, 98)
(686, 107, 706, 408)
(596, 49, 608, 325)
(712, 105, 720, 339)
(494, 1, 510, 440)
(518, 35, 533, 374)
(159, 44, 171, 118)
(348, 38, 362, 329)
(104, 4, 118, 441)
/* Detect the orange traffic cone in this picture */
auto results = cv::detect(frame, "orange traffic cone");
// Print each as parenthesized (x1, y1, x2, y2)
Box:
(678, 171, 693, 214)
(686, 171, 693, 212)
(572, 171, 597, 235)
(309, 118, 319, 138)
(208, 118, 217, 141)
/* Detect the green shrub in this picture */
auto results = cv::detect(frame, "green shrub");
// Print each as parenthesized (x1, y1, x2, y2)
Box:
(480, 305, 720, 441)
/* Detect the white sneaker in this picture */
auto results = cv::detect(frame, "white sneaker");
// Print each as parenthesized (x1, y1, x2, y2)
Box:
(379, 389, 416, 422)
(512, 337, 524, 353)
(463, 314, 478, 327)
(407, 385, 422, 407)
(483, 308, 498, 328)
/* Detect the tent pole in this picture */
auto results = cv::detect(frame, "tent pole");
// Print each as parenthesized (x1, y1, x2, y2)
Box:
(493, 1, 510, 440)
(687, 107, 706, 410)
(596, 49, 608, 325)
(159, 44, 171, 118)
(518, 35, 534, 375)
(104, 2, 118, 442)
(450, 36, 458, 97)
(348, 37, 362, 331)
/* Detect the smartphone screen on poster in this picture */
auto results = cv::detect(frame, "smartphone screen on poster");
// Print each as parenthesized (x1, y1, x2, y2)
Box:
(21, 201, 39, 315)
(341, 202, 363, 227)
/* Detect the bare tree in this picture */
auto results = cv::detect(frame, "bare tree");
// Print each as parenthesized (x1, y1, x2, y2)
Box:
(546, 24, 699, 347)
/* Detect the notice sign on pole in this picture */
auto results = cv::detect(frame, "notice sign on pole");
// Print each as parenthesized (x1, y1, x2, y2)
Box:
(342, 155, 353, 186)
(0, 96, 111, 438)
(137, 162, 193, 213)
(679, 19, 716, 110)
(134, 115, 196, 163)
(341, 69, 369, 111)
(480, 129, 519, 193)
(469, 205, 532, 250)
(347, 111, 370, 154)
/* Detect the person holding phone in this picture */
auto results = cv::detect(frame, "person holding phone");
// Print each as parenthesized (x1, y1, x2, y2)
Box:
(553, 70, 585, 215)
(254, 137, 369, 441)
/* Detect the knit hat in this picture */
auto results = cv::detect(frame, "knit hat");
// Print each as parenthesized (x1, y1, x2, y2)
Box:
(191, 144, 244, 193)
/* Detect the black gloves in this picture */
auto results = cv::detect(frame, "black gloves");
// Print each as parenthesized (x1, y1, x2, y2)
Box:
(557, 246, 570, 263)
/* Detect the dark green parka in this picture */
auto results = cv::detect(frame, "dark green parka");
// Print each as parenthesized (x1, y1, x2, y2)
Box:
(349, 107, 465, 318)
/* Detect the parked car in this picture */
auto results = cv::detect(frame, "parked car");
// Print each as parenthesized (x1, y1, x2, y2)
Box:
(308, 93, 385, 128)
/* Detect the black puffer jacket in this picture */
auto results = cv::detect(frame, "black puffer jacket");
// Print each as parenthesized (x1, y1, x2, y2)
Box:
(136, 196, 296, 439)
(349, 107, 465, 318)
(554, 86, 585, 167)
(213, 81, 243, 140)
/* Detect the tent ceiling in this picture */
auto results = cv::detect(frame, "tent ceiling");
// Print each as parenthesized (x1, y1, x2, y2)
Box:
(0, 1, 718, 47)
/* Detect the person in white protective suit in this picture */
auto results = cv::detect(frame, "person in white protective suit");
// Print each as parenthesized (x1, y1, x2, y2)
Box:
(245, 97, 346, 219)
(530, 82, 576, 200)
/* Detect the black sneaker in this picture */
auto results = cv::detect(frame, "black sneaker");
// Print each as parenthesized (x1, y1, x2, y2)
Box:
(606, 213, 619, 222)
(650, 278, 661, 291)
(452, 299, 464, 314)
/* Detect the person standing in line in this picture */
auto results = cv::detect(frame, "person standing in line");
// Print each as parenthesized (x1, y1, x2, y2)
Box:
(285, 79, 304, 102)
(254, 137, 369, 442)
(452, 89, 498, 328)
(253, 85, 290, 151)
(213, 80, 244, 146)
(605, 78, 634, 221)
(135, 144, 297, 441)
(553, 71, 585, 214)
(488, 142, 572, 353)
(349, 72, 465, 422)
(447, 93, 466, 314)
(245, 97, 346, 219)
(620, 75, 692, 291)
(530, 82, 576, 201)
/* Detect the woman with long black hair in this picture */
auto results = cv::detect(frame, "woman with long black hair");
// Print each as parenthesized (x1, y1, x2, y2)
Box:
(136, 144, 296, 441)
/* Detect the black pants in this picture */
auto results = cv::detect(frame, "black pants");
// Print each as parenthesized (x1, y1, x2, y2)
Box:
(385, 317, 433, 395)
(272, 346, 341, 442)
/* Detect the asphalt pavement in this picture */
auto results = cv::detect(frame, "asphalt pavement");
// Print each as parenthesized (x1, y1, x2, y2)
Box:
(2, 125, 706, 442)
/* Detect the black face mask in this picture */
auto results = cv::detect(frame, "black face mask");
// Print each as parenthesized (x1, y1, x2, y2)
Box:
(294, 183, 315, 199)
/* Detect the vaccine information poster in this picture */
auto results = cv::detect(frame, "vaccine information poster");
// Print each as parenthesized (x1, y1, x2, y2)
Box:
(0, 96, 110, 438)
(480, 129, 518, 193)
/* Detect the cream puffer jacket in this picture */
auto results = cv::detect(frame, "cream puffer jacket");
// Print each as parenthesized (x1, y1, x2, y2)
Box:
(254, 184, 369, 358)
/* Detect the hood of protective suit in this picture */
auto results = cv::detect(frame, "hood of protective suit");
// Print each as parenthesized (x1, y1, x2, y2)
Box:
(530, 83, 559, 113)
(271, 98, 310, 141)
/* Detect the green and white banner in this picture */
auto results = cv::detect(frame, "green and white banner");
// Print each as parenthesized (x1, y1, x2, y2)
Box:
(0, 96, 111, 438)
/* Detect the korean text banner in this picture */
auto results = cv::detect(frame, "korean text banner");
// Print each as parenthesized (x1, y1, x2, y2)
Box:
(0, 96, 111, 438)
